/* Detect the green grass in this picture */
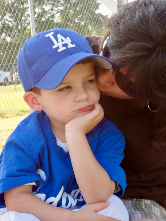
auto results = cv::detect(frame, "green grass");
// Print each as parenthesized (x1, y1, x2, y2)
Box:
(0, 84, 29, 118)
(0, 84, 29, 151)
(0, 114, 28, 152)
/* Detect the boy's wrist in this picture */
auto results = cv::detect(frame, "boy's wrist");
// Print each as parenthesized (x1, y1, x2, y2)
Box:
(65, 125, 81, 134)
(65, 130, 86, 143)
(65, 123, 87, 136)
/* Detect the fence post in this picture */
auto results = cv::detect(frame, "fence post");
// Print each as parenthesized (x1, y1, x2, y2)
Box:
(117, 0, 128, 11)
(28, 0, 36, 36)
(99, 0, 117, 13)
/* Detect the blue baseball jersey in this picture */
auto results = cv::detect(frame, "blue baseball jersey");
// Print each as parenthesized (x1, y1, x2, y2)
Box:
(0, 111, 126, 209)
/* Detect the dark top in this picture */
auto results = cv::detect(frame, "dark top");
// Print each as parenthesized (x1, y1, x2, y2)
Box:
(85, 36, 166, 208)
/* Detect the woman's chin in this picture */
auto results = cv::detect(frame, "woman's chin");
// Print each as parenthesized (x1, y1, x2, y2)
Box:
(100, 89, 133, 99)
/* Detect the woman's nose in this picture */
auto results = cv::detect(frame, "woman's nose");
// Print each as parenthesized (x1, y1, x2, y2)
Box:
(74, 87, 88, 102)
(97, 69, 115, 86)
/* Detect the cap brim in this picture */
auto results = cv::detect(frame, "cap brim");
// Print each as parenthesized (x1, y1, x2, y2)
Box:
(35, 52, 112, 90)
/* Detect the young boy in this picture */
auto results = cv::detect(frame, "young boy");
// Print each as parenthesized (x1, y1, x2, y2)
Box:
(0, 28, 129, 221)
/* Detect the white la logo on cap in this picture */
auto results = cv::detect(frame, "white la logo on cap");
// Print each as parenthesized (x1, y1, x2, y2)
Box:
(45, 32, 76, 52)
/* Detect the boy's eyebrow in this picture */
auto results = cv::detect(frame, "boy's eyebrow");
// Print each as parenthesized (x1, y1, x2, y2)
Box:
(60, 73, 96, 86)
(59, 81, 70, 86)
(88, 72, 96, 77)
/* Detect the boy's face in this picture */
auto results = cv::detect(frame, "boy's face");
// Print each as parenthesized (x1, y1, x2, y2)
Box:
(37, 61, 100, 125)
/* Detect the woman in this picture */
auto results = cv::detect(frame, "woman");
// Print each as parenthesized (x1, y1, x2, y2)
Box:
(86, 0, 166, 221)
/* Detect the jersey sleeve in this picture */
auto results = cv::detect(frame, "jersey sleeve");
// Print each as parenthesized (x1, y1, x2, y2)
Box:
(0, 138, 43, 206)
(93, 118, 126, 198)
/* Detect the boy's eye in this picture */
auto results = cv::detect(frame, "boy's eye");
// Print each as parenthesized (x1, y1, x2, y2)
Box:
(59, 86, 71, 91)
(85, 79, 96, 84)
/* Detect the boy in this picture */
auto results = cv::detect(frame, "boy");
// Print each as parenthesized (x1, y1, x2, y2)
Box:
(0, 28, 129, 221)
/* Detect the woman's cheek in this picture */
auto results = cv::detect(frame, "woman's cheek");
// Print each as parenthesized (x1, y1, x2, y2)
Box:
(97, 70, 115, 87)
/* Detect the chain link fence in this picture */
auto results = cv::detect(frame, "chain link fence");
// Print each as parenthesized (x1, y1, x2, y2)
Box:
(0, 0, 111, 118)
(0, 0, 114, 149)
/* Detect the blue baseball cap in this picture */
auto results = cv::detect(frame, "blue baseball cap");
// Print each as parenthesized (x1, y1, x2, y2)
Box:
(17, 28, 112, 92)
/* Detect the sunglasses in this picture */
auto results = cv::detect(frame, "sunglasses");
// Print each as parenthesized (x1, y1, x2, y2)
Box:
(114, 67, 138, 97)
(102, 44, 138, 97)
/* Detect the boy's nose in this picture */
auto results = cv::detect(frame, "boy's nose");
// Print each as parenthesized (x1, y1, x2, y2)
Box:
(74, 87, 88, 102)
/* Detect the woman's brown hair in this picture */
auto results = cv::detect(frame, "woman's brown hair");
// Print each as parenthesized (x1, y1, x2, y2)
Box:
(101, 0, 166, 147)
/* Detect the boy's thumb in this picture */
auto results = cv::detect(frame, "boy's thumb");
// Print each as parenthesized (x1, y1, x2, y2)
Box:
(91, 201, 110, 213)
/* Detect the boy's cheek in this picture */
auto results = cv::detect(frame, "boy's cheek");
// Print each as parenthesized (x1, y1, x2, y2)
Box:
(94, 87, 100, 102)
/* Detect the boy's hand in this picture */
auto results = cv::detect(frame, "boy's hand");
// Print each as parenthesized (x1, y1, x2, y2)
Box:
(71, 201, 120, 221)
(65, 102, 104, 135)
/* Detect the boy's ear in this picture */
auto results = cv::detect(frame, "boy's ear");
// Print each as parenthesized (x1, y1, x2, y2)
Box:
(23, 91, 43, 111)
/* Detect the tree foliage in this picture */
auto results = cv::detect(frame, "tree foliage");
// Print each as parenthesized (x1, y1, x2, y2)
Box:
(0, 0, 107, 71)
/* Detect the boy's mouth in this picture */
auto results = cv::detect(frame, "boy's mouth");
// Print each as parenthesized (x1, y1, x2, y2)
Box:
(77, 104, 94, 112)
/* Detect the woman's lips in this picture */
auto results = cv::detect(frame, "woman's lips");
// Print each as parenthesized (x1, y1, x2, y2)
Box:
(77, 105, 94, 112)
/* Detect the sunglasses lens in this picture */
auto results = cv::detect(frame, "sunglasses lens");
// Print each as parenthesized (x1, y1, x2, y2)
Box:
(102, 42, 137, 97)
(115, 69, 137, 97)
(103, 45, 110, 58)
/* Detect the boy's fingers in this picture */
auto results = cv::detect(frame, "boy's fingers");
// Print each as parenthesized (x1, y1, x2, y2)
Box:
(90, 102, 104, 120)
(89, 201, 110, 213)
(88, 202, 121, 221)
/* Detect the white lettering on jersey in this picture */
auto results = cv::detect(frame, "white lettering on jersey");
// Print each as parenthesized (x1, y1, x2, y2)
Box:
(45, 32, 76, 52)
(71, 189, 83, 200)
(35, 186, 83, 208)
(61, 192, 77, 208)
(35, 169, 83, 208)
(35, 193, 46, 201)
(46, 186, 64, 206)
(36, 169, 46, 181)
